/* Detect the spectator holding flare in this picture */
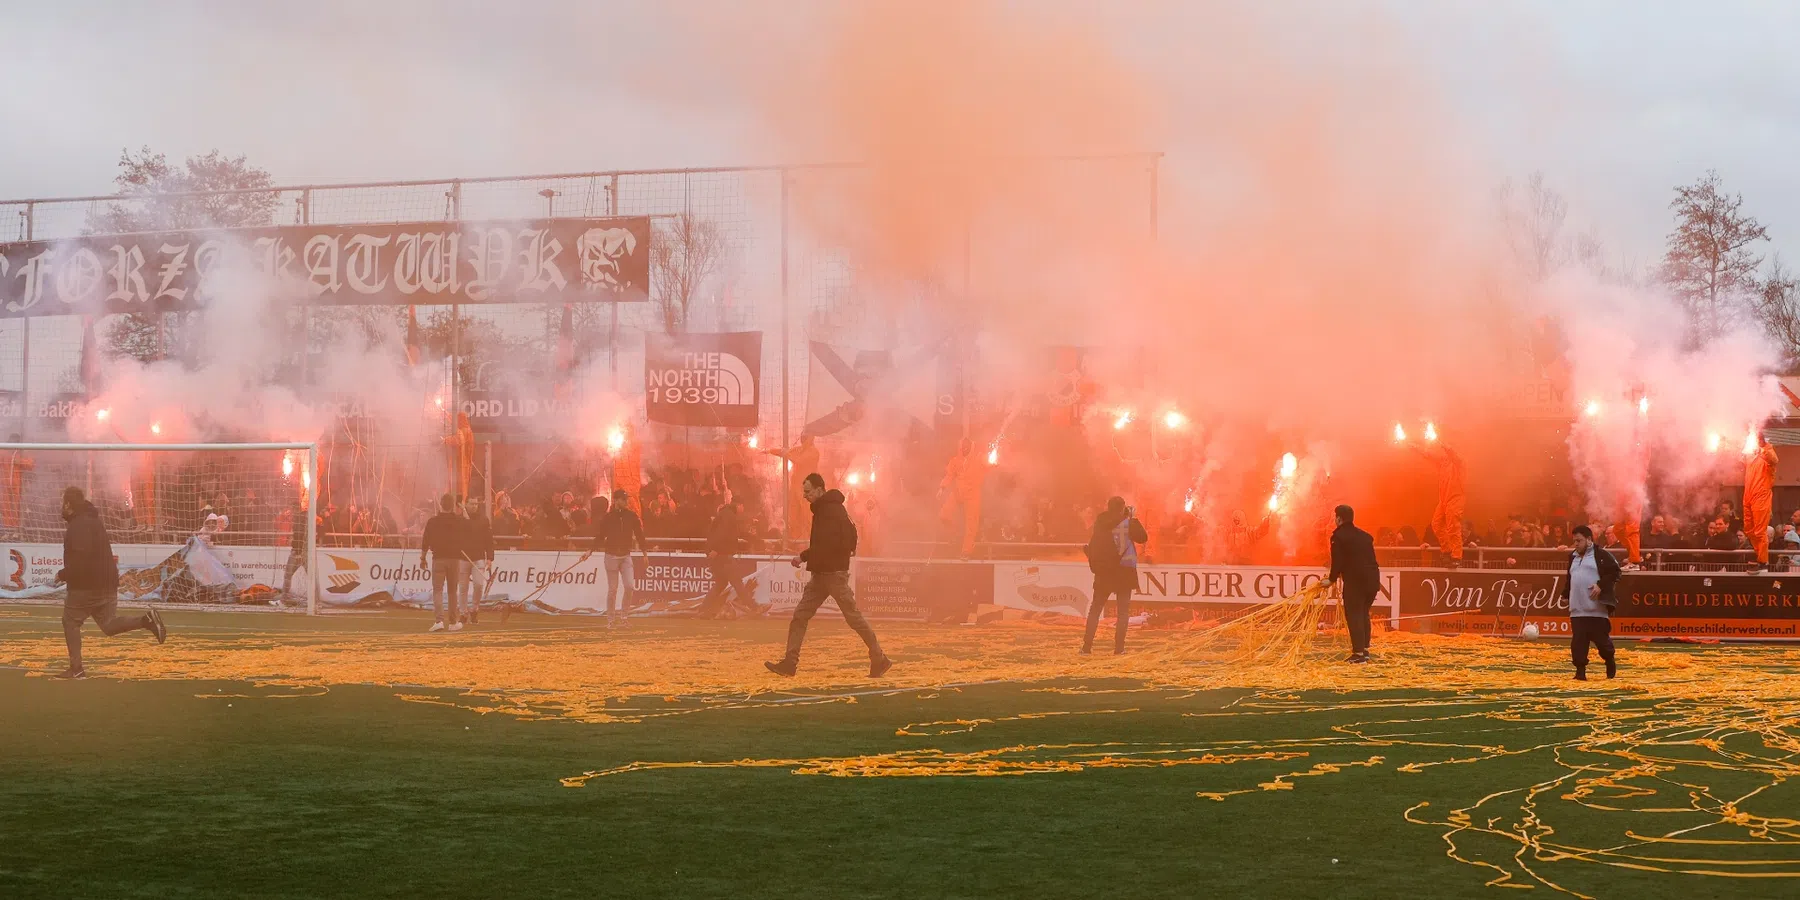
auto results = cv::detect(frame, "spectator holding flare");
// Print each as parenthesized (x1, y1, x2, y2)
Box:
(281, 495, 310, 599)
(1082, 496, 1147, 656)
(1409, 434, 1467, 568)
(597, 489, 646, 627)
(54, 487, 166, 679)
(765, 473, 890, 678)
(1745, 432, 1779, 574)
(420, 494, 469, 633)
(1559, 525, 1619, 681)
(766, 434, 820, 539)
(939, 437, 989, 559)
(1326, 505, 1388, 665)
(0, 435, 33, 536)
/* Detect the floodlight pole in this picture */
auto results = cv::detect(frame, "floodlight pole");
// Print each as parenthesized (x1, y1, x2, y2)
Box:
(306, 442, 319, 616)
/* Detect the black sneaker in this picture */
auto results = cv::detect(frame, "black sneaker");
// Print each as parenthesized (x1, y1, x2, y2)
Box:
(146, 608, 168, 644)
(1574, 670, 1588, 681)
(1604, 659, 1617, 679)
(764, 659, 797, 677)
(869, 656, 893, 678)
(53, 668, 87, 680)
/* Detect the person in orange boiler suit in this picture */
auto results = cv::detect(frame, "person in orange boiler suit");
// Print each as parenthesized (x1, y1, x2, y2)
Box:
(0, 439, 33, 533)
(939, 438, 988, 559)
(1412, 440, 1467, 567)
(768, 434, 820, 540)
(1745, 433, 1779, 573)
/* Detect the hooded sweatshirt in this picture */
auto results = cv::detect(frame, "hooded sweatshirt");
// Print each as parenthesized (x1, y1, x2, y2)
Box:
(799, 489, 857, 573)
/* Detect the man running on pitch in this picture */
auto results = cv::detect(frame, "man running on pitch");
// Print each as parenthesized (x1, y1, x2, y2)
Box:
(765, 473, 891, 678)
(54, 487, 166, 678)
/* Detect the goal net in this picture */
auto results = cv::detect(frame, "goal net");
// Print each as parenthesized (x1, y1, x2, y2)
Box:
(0, 442, 320, 613)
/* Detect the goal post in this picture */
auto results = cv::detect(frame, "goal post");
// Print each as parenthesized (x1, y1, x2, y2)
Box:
(0, 441, 322, 615)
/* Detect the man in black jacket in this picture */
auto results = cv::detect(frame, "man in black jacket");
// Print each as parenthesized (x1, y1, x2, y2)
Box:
(765, 473, 890, 678)
(55, 487, 165, 679)
(1326, 505, 1388, 664)
(697, 500, 752, 618)
(419, 494, 468, 633)
(1083, 497, 1147, 655)
(596, 489, 646, 628)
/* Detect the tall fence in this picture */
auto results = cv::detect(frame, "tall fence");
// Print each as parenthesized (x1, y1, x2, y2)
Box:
(0, 156, 1159, 445)
(0, 157, 1159, 536)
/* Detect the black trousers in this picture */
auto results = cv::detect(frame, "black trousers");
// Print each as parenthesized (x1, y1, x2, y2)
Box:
(1343, 585, 1376, 654)
(1570, 616, 1615, 671)
(62, 589, 148, 671)
(1083, 570, 1134, 654)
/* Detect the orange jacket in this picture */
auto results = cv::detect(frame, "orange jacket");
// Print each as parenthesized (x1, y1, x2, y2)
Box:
(1417, 444, 1466, 506)
(1745, 444, 1779, 509)
(941, 451, 986, 500)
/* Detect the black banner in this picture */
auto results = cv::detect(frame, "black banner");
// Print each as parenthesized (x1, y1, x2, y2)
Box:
(456, 389, 576, 439)
(0, 217, 651, 317)
(0, 391, 84, 437)
(1398, 570, 1567, 618)
(1398, 569, 1800, 640)
(854, 560, 994, 621)
(1617, 573, 1800, 621)
(645, 332, 761, 428)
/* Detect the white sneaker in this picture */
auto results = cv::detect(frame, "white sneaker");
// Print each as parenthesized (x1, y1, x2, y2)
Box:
(447, 623, 464, 632)
(428, 622, 446, 633)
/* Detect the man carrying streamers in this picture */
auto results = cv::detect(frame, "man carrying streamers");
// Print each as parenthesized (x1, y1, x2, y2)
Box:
(1746, 432, 1779, 574)
(765, 473, 890, 678)
(1082, 497, 1147, 656)
(597, 489, 646, 627)
(939, 438, 988, 559)
(55, 487, 166, 679)
(1560, 525, 1620, 681)
(1410, 435, 1467, 568)
(1326, 505, 1388, 664)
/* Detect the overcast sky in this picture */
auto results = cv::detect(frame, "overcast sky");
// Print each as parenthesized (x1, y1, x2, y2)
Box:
(3, 0, 1797, 266)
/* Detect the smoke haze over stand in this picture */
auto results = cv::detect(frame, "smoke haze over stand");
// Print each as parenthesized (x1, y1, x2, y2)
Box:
(3, 1, 1796, 547)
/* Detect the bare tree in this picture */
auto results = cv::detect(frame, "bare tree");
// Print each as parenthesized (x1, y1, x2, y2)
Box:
(86, 147, 280, 364)
(1751, 256, 1800, 368)
(651, 213, 727, 333)
(1497, 172, 1569, 283)
(1661, 170, 1768, 339)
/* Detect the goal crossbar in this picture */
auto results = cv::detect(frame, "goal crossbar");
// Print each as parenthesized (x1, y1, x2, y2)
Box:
(0, 441, 322, 614)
